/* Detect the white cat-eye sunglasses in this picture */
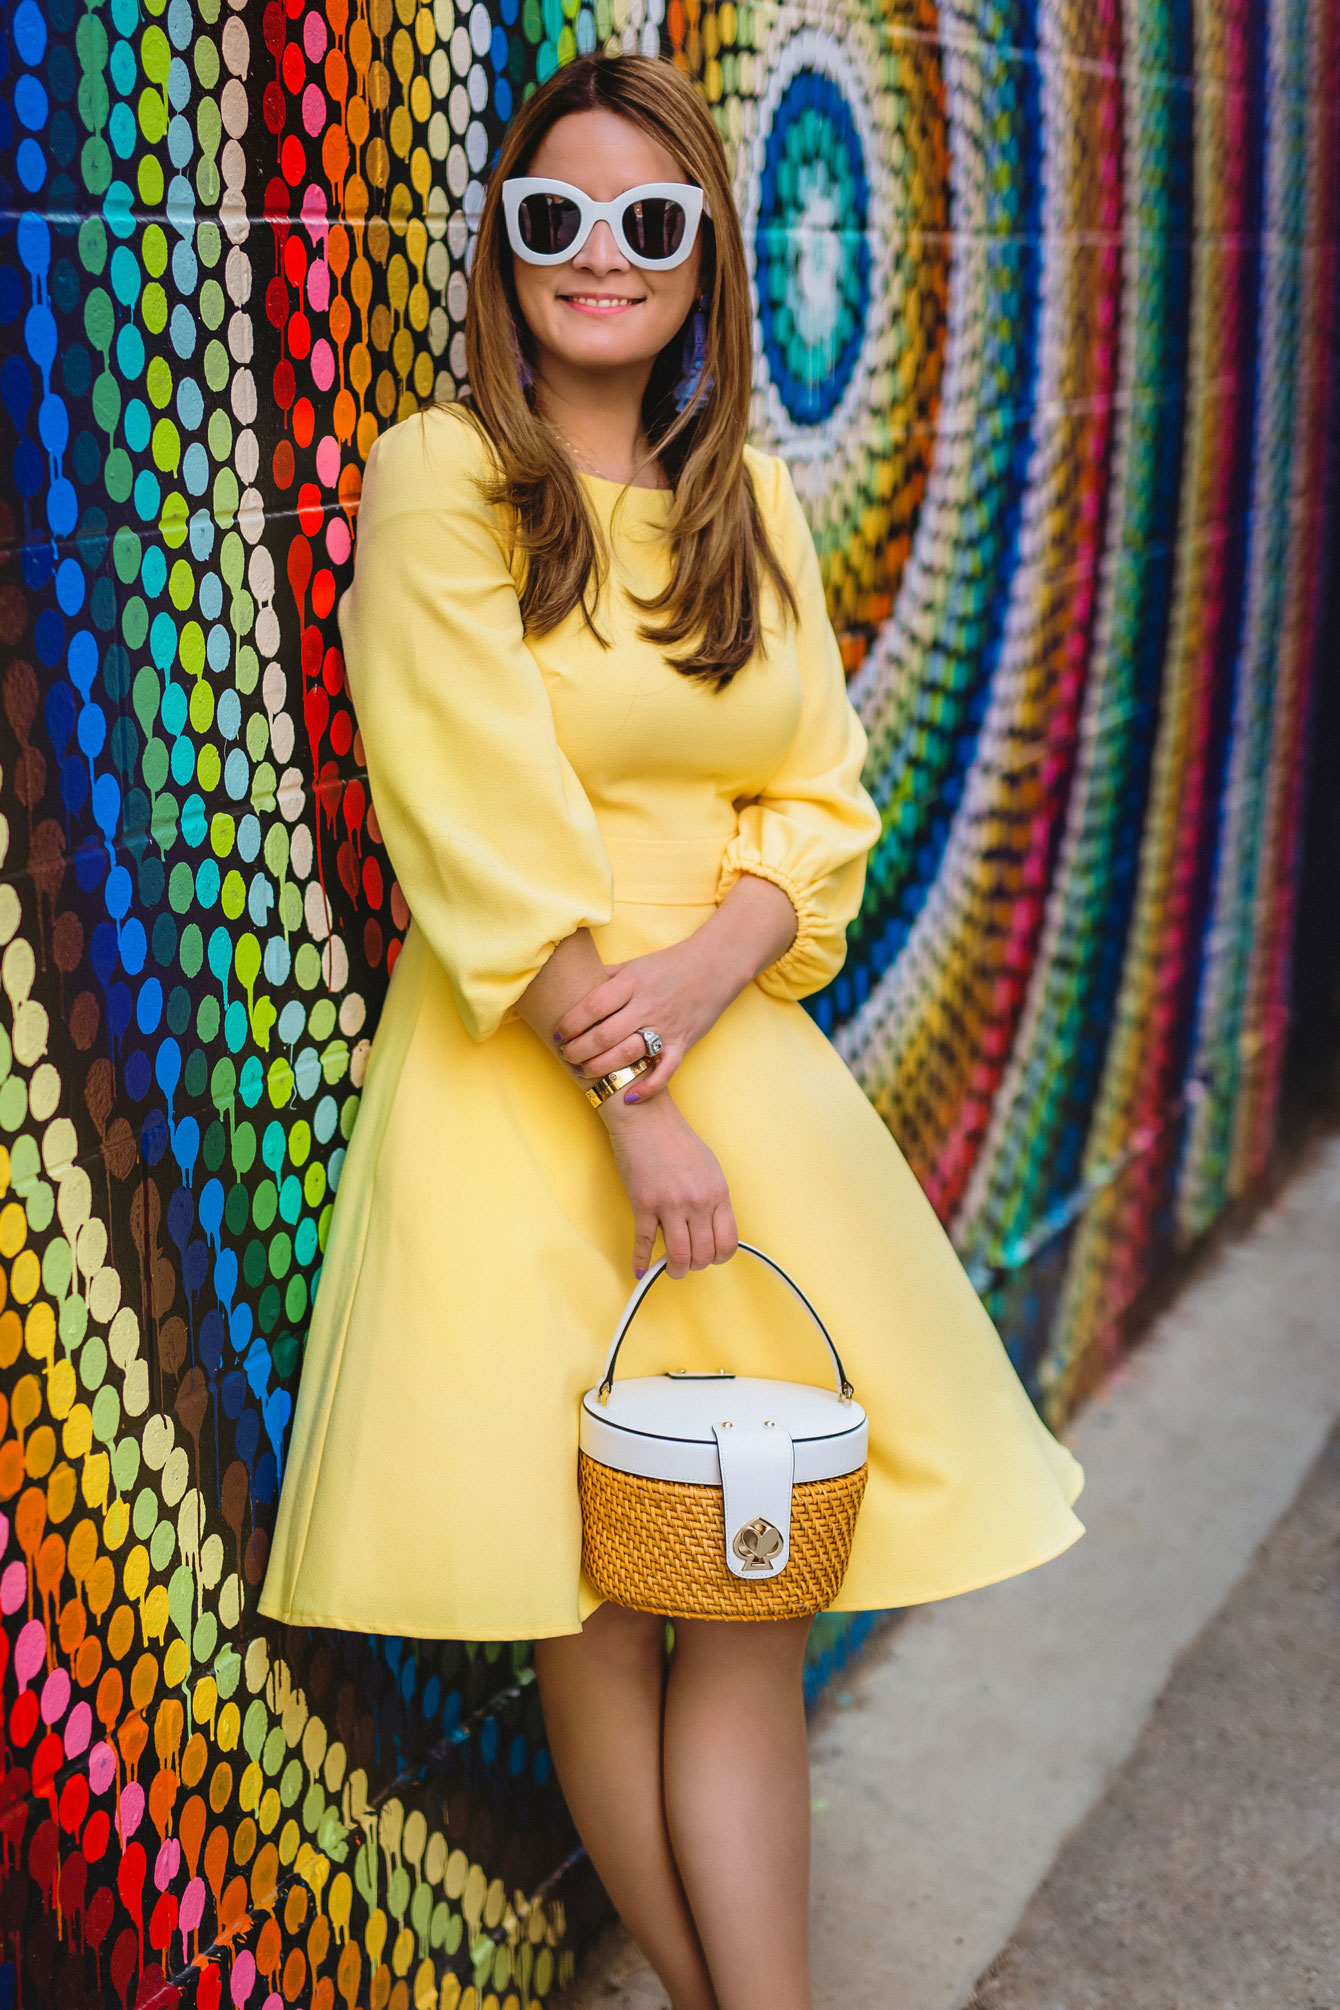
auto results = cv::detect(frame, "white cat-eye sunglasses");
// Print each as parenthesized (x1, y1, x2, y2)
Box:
(501, 177, 710, 270)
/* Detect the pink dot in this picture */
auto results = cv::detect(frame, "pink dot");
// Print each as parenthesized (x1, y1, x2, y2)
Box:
(14, 1618, 45, 1689)
(1, 1560, 27, 1617)
(302, 11, 327, 59)
(325, 517, 351, 566)
(154, 1836, 181, 1892)
(0, 1511, 10, 1556)
(39, 1666, 71, 1727)
(315, 435, 341, 488)
(117, 1779, 145, 1844)
(310, 339, 335, 394)
(88, 1741, 116, 1795)
(302, 82, 326, 137)
(180, 1878, 207, 1935)
(64, 1700, 92, 1759)
(307, 259, 330, 315)
(230, 1950, 257, 2006)
(301, 184, 329, 246)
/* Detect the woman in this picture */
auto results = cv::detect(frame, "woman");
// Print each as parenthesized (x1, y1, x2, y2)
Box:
(260, 54, 1085, 2010)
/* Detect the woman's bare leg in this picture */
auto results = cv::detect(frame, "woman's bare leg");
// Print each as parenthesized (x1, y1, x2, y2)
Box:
(533, 1603, 718, 2010)
(661, 1615, 814, 2010)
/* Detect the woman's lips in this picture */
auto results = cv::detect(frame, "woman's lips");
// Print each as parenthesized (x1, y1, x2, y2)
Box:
(559, 295, 644, 315)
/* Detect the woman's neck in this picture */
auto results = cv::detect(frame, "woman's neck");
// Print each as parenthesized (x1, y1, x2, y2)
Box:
(534, 377, 669, 491)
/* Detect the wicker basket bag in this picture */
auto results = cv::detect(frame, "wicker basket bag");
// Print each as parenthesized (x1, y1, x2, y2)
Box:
(579, 1244, 869, 1620)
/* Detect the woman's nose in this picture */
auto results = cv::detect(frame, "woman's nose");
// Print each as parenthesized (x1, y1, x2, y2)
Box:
(572, 220, 628, 273)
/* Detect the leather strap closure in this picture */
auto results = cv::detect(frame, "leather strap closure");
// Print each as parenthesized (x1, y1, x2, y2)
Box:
(713, 1419, 795, 1579)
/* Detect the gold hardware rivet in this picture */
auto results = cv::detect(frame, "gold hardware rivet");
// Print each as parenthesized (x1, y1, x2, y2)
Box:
(763, 1420, 775, 1428)
(720, 1420, 733, 1429)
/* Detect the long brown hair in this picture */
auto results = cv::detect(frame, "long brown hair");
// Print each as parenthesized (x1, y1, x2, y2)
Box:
(458, 55, 797, 690)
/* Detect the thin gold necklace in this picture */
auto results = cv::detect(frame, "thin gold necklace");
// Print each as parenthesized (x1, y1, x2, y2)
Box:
(550, 422, 668, 490)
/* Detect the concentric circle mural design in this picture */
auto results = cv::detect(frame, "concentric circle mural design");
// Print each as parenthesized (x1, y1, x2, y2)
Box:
(0, 0, 1337, 2004)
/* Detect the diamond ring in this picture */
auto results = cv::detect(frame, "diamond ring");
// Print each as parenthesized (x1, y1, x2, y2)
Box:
(637, 1026, 664, 1061)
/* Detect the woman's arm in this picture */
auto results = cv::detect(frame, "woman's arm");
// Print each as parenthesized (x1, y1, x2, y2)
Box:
(515, 932, 738, 1279)
(552, 871, 798, 1097)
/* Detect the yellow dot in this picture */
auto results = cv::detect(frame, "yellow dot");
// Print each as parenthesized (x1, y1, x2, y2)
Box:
(0, 1201, 26, 1258)
(10, 1249, 40, 1305)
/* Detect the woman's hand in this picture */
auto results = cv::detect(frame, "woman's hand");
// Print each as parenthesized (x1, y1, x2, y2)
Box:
(554, 872, 798, 1101)
(598, 1095, 738, 1278)
(554, 936, 729, 1101)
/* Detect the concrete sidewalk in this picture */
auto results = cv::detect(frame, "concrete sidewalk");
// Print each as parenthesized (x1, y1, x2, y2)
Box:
(964, 1421, 1340, 2009)
(567, 1132, 1340, 2010)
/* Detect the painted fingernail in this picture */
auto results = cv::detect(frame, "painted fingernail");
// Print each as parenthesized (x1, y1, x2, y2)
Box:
(634, 1267, 646, 1279)
(624, 1091, 639, 1103)
(552, 1032, 563, 1045)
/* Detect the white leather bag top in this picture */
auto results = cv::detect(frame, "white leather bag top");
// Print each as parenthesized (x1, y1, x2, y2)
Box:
(579, 1245, 869, 1580)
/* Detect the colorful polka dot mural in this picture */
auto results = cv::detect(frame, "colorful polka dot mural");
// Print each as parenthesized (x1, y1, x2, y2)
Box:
(0, 0, 1337, 2003)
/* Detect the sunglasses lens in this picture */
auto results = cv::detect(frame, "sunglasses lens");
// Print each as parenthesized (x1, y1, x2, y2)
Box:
(622, 197, 688, 261)
(517, 192, 584, 255)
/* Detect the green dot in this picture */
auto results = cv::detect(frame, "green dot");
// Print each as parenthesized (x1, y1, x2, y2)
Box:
(78, 217, 108, 274)
(105, 448, 133, 503)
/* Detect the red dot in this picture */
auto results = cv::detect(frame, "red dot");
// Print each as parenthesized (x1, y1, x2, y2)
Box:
(265, 276, 290, 329)
(329, 708, 352, 758)
(8, 1690, 39, 1749)
(262, 79, 286, 133)
(273, 360, 296, 411)
(281, 133, 307, 185)
(58, 1772, 90, 1835)
(362, 855, 384, 908)
(281, 41, 306, 93)
(83, 1807, 111, 1862)
(283, 233, 308, 287)
(262, 1, 286, 58)
(293, 397, 315, 448)
(312, 568, 335, 620)
(322, 647, 345, 694)
(297, 482, 324, 538)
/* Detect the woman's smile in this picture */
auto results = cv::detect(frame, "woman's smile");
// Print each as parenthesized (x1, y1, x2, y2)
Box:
(559, 292, 645, 314)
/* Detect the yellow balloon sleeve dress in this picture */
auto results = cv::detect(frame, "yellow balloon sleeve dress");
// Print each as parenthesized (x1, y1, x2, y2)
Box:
(259, 406, 1085, 1640)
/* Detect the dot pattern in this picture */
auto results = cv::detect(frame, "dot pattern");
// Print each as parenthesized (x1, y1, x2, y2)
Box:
(0, 0, 1338, 2006)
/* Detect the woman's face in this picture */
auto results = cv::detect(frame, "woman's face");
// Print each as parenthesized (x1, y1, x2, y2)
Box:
(510, 109, 703, 386)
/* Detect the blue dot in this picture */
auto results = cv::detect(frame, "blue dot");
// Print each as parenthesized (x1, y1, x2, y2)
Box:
(137, 979, 164, 1034)
(56, 558, 86, 615)
(104, 864, 133, 922)
(24, 301, 57, 374)
(13, 0, 47, 64)
(48, 476, 78, 537)
(119, 916, 148, 974)
(115, 320, 145, 377)
(133, 468, 162, 522)
(14, 75, 50, 134)
(16, 139, 47, 193)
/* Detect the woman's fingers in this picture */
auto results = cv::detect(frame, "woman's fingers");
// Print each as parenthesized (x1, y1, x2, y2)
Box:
(561, 1003, 651, 1070)
(686, 1208, 717, 1273)
(580, 1031, 662, 1080)
(662, 1215, 693, 1281)
(711, 1199, 739, 1263)
(631, 1210, 659, 1279)
(554, 972, 635, 1048)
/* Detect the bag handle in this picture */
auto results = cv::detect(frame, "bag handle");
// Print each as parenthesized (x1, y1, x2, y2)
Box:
(597, 1242, 854, 1404)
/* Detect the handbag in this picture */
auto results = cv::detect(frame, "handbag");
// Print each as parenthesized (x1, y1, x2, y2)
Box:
(578, 1243, 869, 1620)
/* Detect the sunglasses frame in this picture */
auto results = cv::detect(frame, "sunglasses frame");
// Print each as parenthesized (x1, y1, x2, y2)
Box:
(501, 177, 710, 270)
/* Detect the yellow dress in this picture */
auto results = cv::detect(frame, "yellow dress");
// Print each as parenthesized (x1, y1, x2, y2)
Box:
(259, 406, 1085, 1641)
